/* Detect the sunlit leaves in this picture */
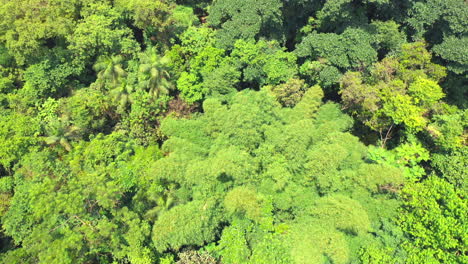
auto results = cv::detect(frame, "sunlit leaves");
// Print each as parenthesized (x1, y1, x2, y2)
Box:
(340, 42, 448, 133)
(399, 176, 467, 263)
(152, 200, 221, 251)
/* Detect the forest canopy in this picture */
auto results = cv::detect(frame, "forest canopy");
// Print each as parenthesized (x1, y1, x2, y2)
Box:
(0, 0, 466, 263)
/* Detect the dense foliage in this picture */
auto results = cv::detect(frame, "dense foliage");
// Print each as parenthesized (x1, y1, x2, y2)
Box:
(0, 0, 466, 263)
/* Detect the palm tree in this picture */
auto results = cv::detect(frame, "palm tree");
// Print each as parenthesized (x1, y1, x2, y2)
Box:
(109, 80, 134, 113)
(138, 47, 174, 99)
(144, 183, 178, 220)
(93, 55, 127, 89)
(43, 117, 81, 152)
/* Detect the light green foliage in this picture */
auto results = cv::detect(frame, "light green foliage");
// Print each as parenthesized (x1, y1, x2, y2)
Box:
(368, 139, 430, 181)
(177, 72, 203, 102)
(248, 230, 291, 264)
(153, 89, 403, 263)
(340, 42, 448, 133)
(171, 6, 199, 31)
(0, 0, 82, 65)
(208, 0, 284, 49)
(291, 85, 324, 120)
(177, 26, 217, 58)
(397, 42, 447, 82)
(393, 141, 430, 168)
(305, 132, 405, 193)
(381, 89, 427, 131)
(0, 111, 40, 173)
(175, 35, 297, 103)
(289, 222, 350, 264)
(427, 109, 467, 150)
(173, 28, 237, 102)
(152, 200, 221, 251)
(408, 77, 445, 106)
(267, 78, 308, 107)
(216, 220, 252, 264)
(307, 195, 372, 236)
(176, 46, 229, 102)
(216, 219, 291, 264)
(359, 245, 397, 264)
(0, 1, 466, 263)
(2, 133, 159, 263)
(289, 194, 390, 264)
(399, 176, 468, 264)
(224, 187, 263, 221)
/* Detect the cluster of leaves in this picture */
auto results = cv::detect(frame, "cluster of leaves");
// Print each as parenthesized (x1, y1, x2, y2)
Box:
(0, 0, 466, 264)
(340, 42, 448, 133)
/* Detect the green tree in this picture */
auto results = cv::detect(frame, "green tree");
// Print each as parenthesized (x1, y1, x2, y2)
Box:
(208, 0, 284, 49)
(340, 42, 447, 136)
(296, 27, 378, 72)
(121, 90, 169, 146)
(0, 0, 82, 65)
(2, 1, 467, 263)
(43, 119, 80, 152)
(399, 176, 467, 264)
(138, 48, 174, 100)
(432, 147, 468, 193)
(114, 0, 176, 47)
(406, 0, 467, 42)
(151, 89, 403, 263)
(0, 111, 40, 174)
(432, 36, 468, 75)
(21, 59, 76, 100)
(231, 40, 298, 87)
(267, 78, 308, 107)
(314, 0, 367, 32)
(67, 3, 139, 66)
(38, 87, 113, 141)
(93, 55, 127, 90)
(1, 133, 159, 263)
(175, 38, 234, 102)
(152, 200, 222, 252)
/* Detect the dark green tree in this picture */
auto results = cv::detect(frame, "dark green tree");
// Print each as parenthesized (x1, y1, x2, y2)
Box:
(208, 0, 284, 49)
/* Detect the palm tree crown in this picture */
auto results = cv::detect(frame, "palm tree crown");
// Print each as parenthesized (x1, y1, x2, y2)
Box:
(93, 55, 127, 89)
(138, 47, 173, 99)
